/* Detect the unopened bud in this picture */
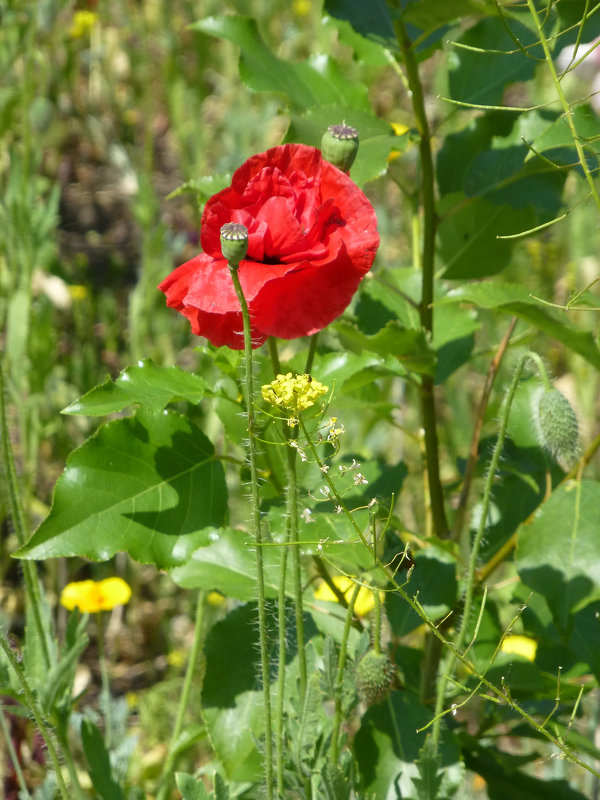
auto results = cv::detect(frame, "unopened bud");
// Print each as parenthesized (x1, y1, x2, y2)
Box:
(321, 123, 359, 172)
(535, 388, 580, 468)
(220, 222, 248, 266)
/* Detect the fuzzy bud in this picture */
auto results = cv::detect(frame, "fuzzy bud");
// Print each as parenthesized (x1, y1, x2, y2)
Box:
(355, 650, 396, 704)
(321, 123, 359, 172)
(536, 388, 580, 468)
(220, 222, 248, 266)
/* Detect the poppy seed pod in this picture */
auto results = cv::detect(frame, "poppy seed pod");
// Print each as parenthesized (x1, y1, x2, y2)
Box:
(220, 222, 249, 267)
(535, 388, 580, 467)
(321, 123, 359, 172)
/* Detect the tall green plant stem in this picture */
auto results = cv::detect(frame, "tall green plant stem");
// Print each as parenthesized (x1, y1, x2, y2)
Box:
(431, 351, 550, 749)
(286, 436, 307, 697)
(395, 22, 449, 540)
(228, 263, 274, 800)
(0, 633, 70, 800)
(330, 583, 361, 764)
(0, 363, 52, 671)
(525, 0, 600, 215)
(156, 591, 205, 800)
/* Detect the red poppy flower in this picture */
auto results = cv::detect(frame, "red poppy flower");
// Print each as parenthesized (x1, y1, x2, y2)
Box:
(158, 144, 379, 349)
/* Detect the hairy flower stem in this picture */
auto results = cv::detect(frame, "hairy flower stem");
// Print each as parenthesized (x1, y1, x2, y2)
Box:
(431, 351, 550, 750)
(286, 437, 307, 697)
(0, 363, 52, 672)
(395, 23, 449, 540)
(156, 590, 206, 800)
(275, 541, 289, 797)
(228, 264, 273, 799)
(331, 583, 361, 764)
(0, 632, 71, 800)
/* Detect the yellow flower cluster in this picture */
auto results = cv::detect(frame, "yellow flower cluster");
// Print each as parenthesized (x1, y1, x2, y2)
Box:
(60, 577, 131, 613)
(69, 10, 99, 40)
(261, 373, 328, 423)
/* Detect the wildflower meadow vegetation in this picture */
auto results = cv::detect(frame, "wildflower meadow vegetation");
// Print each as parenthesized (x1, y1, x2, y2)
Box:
(3, 1, 600, 798)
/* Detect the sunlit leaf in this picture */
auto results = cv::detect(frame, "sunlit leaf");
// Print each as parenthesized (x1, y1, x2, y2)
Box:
(16, 410, 227, 569)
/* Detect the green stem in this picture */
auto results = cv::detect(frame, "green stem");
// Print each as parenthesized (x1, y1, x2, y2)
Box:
(96, 612, 112, 750)
(525, 0, 600, 215)
(0, 363, 52, 671)
(286, 436, 307, 698)
(228, 263, 273, 800)
(0, 633, 70, 800)
(156, 590, 206, 800)
(0, 701, 32, 799)
(304, 333, 319, 374)
(330, 583, 361, 764)
(431, 351, 549, 748)
(275, 535, 289, 798)
(395, 22, 449, 540)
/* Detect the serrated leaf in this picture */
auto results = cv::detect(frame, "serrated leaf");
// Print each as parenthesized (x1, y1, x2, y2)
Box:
(63, 359, 209, 416)
(191, 16, 369, 110)
(442, 283, 600, 368)
(411, 737, 444, 800)
(517, 480, 600, 630)
(81, 719, 126, 800)
(16, 410, 227, 569)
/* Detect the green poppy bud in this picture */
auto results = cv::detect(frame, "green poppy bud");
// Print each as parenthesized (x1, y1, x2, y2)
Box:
(536, 388, 580, 468)
(355, 650, 396, 704)
(321, 123, 359, 172)
(220, 222, 249, 266)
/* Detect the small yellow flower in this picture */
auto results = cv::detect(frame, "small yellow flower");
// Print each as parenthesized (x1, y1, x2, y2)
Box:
(390, 122, 410, 137)
(206, 590, 226, 607)
(60, 577, 132, 613)
(293, 0, 312, 15)
(314, 576, 380, 617)
(261, 373, 328, 424)
(501, 634, 538, 662)
(69, 284, 88, 302)
(167, 649, 186, 668)
(69, 10, 99, 39)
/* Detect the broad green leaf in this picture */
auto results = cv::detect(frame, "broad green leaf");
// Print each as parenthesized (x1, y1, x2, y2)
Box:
(16, 409, 227, 569)
(402, 0, 495, 31)
(324, 0, 397, 52)
(437, 194, 536, 279)
(191, 16, 369, 110)
(169, 527, 290, 600)
(517, 480, 600, 630)
(63, 359, 209, 416)
(81, 719, 126, 800)
(448, 16, 539, 105)
(464, 740, 588, 800)
(203, 695, 264, 782)
(285, 105, 402, 186)
(335, 319, 436, 376)
(464, 148, 567, 218)
(442, 283, 600, 368)
(175, 773, 210, 800)
(354, 692, 460, 798)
